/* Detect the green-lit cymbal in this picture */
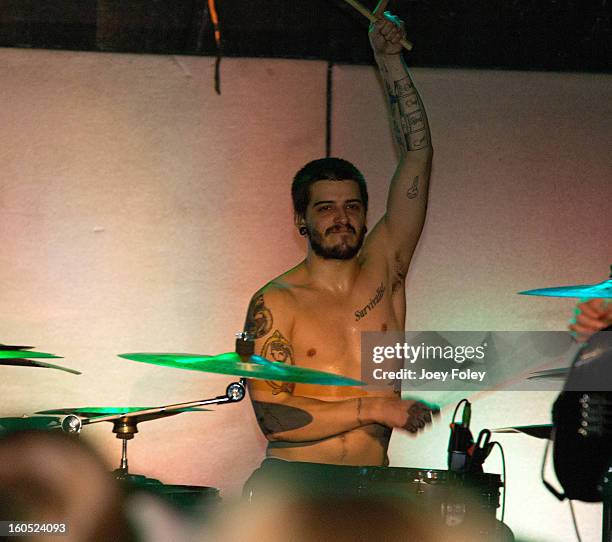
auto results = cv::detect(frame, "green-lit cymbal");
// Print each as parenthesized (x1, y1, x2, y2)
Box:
(0, 416, 61, 434)
(528, 368, 568, 380)
(0, 350, 60, 359)
(0, 357, 80, 375)
(492, 424, 553, 440)
(119, 352, 364, 386)
(36, 407, 208, 417)
(519, 279, 612, 299)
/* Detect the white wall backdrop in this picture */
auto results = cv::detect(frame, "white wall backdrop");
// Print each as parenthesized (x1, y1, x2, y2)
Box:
(1, 47, 610, 541)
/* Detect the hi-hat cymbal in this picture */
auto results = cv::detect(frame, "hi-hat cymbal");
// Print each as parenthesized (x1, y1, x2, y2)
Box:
(0, 416, 62, 434)
(492, 424, 553, 440)
(528, 368, 569, 380)
(119, 352, 364, 386)
(37, 406, 209, 424)
(518, 268, 612, 299)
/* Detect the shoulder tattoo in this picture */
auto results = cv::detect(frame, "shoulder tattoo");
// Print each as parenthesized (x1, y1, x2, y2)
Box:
(245, 294, 273, 339)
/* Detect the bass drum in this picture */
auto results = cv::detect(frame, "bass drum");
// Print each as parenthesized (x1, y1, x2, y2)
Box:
(359, 467, 512, 541)
(122, 474, 220, 518)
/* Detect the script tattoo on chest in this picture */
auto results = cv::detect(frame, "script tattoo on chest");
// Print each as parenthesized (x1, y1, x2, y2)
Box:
(354, 283, 386, 321)
(245, 294, 272, 338)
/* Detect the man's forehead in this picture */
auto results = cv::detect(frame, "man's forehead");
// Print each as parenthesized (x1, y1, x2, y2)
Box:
(309, 179, 361, 201)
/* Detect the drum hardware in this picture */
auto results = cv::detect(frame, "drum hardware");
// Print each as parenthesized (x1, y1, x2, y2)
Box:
(38, 388, 239, 478)
(448, 399, 493, 475)
(518, 265, 612, 299)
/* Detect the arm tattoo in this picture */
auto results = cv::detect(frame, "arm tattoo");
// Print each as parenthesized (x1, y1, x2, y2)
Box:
(379, 58, 431, 153)
(262, 329, 295, 394)
(394, 77, 429, 151)
(245, 294, 272, 339)
(406, 175, 419, 199)
(252, 401, 313, 435)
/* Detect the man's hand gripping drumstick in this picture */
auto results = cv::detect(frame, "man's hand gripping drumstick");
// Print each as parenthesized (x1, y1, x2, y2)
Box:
(342, 0, 413, 51)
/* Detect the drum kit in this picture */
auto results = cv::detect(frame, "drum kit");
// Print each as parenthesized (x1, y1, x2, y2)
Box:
(1, 270, 610, 536)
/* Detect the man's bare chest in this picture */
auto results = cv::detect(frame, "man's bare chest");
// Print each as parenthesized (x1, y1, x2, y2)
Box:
(288, 278, 399, 379)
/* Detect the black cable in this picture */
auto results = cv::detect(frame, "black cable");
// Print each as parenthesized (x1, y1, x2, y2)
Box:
(325, 60, 334, 158)
(568, 500, 583, 542)
(451, 398, 468, 425)
(490, 441, 506, 523)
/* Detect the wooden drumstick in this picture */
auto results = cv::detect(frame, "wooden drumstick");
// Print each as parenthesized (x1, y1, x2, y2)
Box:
(341, 0, 413, 51)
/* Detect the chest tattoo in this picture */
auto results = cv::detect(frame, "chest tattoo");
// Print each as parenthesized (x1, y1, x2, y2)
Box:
(261, 329, 295, 394)
(354, 282, 386, 321)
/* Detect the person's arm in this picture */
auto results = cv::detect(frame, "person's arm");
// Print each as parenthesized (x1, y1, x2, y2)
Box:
(361, 1, 433, 283)
(244, 288, 434, 443)
(569, 298, 612, 341)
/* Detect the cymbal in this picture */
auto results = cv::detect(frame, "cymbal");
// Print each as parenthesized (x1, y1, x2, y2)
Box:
(528, 368, 568, 380)
(0, 350, 60, 359)
(518, 270, 612, 299)
(119, 352, 364, 386)
(0, 344, 35, 351)
(0, 416, 61, 434)
(492, 424, 553, 440)
(0, 357, 81, 375)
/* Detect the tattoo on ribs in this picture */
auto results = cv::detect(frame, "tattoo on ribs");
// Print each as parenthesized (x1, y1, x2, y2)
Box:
(262, 330, 295, 394)
(406, 175, 419, 199)
(355, 283, 386, 321)
(245, 294, 272, 339)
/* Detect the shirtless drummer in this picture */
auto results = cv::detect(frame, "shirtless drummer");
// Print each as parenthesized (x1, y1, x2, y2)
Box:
(243, 2, 436, 496)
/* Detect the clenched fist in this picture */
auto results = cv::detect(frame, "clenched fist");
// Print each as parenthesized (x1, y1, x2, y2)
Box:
(368, 1, 406, 56)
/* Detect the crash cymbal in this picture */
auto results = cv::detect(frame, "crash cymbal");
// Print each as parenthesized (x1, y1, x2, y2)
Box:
(119, 352, 364, 386)
(0, 350, 60, 359)
(528, 368, 568, 380)
(0, 416, 61, 434)
(519, 268, 612, 299)
(492, 424, 553, 440)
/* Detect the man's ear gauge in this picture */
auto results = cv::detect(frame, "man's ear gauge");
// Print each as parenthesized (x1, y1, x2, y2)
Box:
(299, 226, 308, 236)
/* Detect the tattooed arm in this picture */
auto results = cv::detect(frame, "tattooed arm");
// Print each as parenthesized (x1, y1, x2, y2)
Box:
(244, 287, 435, 442)
(362, 2, 433, 287)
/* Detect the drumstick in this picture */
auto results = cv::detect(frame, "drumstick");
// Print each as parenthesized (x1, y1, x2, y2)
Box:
(341, 0, 413, 51)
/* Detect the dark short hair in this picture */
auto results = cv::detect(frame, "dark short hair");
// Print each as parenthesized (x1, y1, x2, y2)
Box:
(291, 158, 368, 219)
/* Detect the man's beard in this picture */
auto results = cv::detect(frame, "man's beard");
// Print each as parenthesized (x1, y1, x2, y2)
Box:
(307, 224, 366, 260)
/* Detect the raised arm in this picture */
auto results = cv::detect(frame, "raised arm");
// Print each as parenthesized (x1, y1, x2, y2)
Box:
(363, 2, 433, 278)
(244, 287, 434, 442)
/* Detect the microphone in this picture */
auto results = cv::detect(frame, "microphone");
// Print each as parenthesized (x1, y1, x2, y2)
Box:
(448, 400, 473, 472)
